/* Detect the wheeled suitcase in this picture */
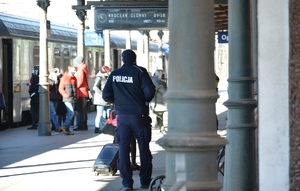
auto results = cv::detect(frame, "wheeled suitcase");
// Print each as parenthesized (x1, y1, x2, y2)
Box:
(92, 143, 119, 176)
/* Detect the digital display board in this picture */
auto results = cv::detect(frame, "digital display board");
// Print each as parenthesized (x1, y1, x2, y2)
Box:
(94, 6, 168, 30)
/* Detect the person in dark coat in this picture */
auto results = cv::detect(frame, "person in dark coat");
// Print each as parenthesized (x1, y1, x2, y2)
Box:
(150, 69, 167, 129)
(27, 65, 39, 130)
(49, 68, 64, 132)
(102, 49, 156, 191)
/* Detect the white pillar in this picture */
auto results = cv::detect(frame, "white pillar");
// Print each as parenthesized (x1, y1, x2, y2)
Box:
(258, 1, 290, 190)
(104, 30, 111, 67)
(144, 31, 149, 71)
(157, 30, 164, 69)
(136, 31, 144, 67)
(126, 30, 131, 49)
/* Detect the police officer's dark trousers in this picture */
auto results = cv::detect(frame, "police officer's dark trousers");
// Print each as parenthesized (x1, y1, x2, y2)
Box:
(30, 103, 39, 128)
(116, 114, 153, 188)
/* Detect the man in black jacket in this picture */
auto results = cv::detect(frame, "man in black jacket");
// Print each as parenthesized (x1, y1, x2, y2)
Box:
(102, 49, 155, 191)
(28, 65, 39, 130)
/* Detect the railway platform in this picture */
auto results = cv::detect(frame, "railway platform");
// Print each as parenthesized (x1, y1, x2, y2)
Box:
(0, 89, 227, 191)
(0, 111, 167, 191)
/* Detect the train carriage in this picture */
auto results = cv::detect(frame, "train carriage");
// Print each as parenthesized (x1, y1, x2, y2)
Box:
(0, 13, 159, 129)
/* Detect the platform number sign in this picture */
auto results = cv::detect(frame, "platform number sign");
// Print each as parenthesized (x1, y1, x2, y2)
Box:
(218, 32, 228, 44)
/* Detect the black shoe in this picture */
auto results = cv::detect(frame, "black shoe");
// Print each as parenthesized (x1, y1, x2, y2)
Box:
(124, 187, 133, 191)
(94, 127, 102, 134)
(140, 185, 149, 189)
(73, 126, 88, 131)
(73, 128, 87, 131)
(27, 126, 37, 130)
(132, 163, 140, 171)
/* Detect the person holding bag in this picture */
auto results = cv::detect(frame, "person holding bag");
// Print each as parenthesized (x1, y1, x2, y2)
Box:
(93, 66, 111, 134)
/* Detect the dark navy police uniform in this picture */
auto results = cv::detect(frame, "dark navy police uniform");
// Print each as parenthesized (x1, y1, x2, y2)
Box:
(102, 49, 155, 189)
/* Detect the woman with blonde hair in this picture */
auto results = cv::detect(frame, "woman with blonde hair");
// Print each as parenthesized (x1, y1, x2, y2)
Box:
(93, 65, 111, 133)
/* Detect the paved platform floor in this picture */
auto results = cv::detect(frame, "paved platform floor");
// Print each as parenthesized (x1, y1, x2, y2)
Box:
(0, 112, 168, 191)
(0, 90, 227, 191)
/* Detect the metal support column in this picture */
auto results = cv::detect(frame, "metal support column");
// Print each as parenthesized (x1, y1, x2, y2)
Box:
(76, 0, 86, 58)
(137, 31, 144, 67)
(251, 0, 259, 186)
(156, 0, 226, 190)
(36, 0, 51, 136)
(157, 30, 164, 69)
(144, 31, 150, 71)
(223, 0, 257, 190)
(126, 31, 131, 49)
(252, 0, 258, 96)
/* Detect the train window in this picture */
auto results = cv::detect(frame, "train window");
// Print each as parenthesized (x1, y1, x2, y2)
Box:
(54, 48, 60, 57)
(33, 46, 39, 57)
(72, 49, 77, 57)
(63, 49, 69, 57)
(63, 58, 70, 71)
(33, 46, 40, 66)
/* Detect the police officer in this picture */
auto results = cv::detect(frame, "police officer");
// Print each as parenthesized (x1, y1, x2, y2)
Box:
(102, 49, 155, 191)
(27, 65, 39, 130)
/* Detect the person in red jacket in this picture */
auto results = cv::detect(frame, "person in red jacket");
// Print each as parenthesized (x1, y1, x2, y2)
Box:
(58, 66, 77, 135)
(74, 56, 89, 131)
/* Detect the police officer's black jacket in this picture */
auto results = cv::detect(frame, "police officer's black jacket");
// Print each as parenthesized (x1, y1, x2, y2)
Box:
(102, 64, 155, 116)
(29, 74, 39, 105)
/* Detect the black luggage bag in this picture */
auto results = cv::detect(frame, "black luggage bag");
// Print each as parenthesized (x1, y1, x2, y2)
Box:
(92, 143, 119, 176)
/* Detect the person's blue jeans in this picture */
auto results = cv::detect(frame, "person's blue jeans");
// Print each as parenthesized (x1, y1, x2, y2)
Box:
(50, 101, 60, 129)
(63, 102, 75, 128)
(95, 105, 111, 128)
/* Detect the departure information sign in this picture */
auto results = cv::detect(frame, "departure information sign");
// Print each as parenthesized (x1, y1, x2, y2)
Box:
(94, 6, 168, 30)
